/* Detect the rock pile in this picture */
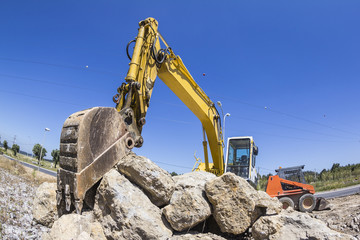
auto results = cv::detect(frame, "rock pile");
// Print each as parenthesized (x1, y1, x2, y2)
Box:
(32, 182, 58, 227)
(33, 152, 355, 240)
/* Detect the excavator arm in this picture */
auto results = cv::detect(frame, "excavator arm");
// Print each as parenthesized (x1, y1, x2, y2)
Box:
(113, 17, 224, 175)
(57, 17, 225, 215)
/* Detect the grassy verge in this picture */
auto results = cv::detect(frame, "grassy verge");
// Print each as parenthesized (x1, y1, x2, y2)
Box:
(0, 155, 56, 185)
(310, 178, 360, 192)
(1, 149, 58, 172)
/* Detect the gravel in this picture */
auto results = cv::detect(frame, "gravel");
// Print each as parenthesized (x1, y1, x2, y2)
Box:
(0, 168, 50, 239)
(311, 193, 360, 240)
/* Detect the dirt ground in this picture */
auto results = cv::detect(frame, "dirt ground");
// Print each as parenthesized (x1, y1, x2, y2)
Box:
(311, 193, 360, 239)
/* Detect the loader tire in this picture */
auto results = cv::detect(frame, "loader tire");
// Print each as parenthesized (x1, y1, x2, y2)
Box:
(299, 193, 316, 212)
(279, 197, 295, 210)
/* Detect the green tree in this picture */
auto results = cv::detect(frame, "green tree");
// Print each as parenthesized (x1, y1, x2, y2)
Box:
(3, 140, 8, 152)
(51, 149, 60, 168)
(257, 173, 272, 191)
(11, 144, 20, 156)
(170, 171, 178, 176)
(32, 143, 47, 163)
(331, 163, 340, 172)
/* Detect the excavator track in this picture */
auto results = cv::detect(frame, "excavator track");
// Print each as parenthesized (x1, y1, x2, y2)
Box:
(56, 107, 134, 215)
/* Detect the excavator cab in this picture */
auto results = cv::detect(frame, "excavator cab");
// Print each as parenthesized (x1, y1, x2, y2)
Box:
(225, 136, 258, 187)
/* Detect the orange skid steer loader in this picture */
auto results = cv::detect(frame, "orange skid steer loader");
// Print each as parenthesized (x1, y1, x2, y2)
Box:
(266, 165, 330, 212)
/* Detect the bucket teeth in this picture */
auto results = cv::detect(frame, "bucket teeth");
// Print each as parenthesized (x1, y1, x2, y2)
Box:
(65, 195, 71, 212)
(56, 190, 62, 206)
(65, 184, 71, 212)
(75, 199, 83, 214)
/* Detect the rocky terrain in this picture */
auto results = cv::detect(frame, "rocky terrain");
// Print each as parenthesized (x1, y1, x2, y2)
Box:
(0, 168, 50, 239)
(311, 194, 360, 239)
(0, 155, 56, 239)
(0, 153, 359, 239)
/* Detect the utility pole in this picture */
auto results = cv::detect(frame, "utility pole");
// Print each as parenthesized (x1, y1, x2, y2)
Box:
(13, 135, 16, 145)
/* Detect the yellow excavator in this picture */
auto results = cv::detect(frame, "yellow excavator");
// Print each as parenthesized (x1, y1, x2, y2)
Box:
(56, 18, 259, 214)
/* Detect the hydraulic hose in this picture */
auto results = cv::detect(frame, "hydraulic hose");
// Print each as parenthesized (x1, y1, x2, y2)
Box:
(151, 36, 167, 64)
(126, 39, 136, 60)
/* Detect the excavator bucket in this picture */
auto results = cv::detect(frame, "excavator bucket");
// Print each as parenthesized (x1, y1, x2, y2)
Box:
(315, 197, 331, 211)
(56, 107, 134, 215)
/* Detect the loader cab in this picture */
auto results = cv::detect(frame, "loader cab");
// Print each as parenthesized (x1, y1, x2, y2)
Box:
(276, 165, 306, 184)
(225, 136, 258, 187)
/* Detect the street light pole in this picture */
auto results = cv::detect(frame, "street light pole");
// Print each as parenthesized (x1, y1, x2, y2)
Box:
(223, 113, 230, 148)
(38, 128, 50, 171)
(216, 101, 224, 119)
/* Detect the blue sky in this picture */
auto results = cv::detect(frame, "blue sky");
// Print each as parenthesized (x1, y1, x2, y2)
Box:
(0, 1, 359, 175)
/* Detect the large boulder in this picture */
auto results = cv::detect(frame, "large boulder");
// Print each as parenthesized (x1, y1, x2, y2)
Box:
(169, 232, 227, 240)
(94, 169, 172, 240)
(42, 212, 106, 240)
(117, 152, 175, 207)
(255, 190, 282, 215)
(252, 209, 355, 240)
(32, 182, 57, 227)
(205, 172, 260, 235)
(163, 171, 215, 231)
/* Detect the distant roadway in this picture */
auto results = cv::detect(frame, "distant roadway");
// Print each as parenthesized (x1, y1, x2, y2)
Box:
(3, 154, 57, 177)
(315, 184, 360, 199)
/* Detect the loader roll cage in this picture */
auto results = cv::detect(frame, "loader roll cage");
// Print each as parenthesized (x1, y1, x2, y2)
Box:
(276, 165, 306, 184)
